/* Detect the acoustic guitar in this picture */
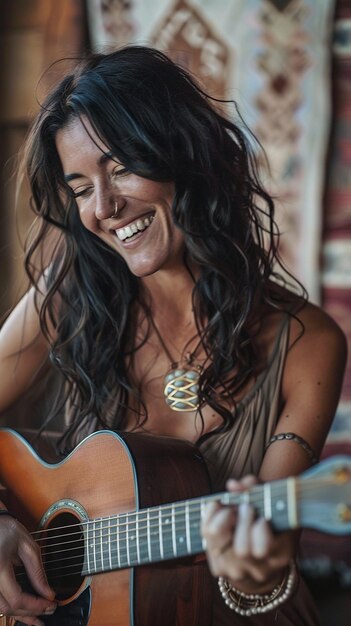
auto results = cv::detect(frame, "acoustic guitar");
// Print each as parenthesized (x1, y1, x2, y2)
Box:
(0, 428, 350, 626)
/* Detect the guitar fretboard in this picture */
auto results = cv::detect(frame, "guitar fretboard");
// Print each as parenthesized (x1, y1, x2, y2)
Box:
(82, 478, 297, 575)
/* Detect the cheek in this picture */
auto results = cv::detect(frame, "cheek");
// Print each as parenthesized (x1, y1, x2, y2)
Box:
(76, 202, 97, 231)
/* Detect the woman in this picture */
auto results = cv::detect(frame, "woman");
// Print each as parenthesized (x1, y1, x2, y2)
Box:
(0, 46, 346, 625)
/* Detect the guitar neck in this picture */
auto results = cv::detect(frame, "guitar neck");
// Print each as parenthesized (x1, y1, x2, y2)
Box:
(82, 477, 298, 576)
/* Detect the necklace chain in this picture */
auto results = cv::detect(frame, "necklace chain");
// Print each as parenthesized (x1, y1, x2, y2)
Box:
(149, 316, 203, 412)
(149, 316, 201, 368)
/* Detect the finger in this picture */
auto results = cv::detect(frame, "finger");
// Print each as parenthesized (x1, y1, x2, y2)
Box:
(233, 503, 255, 557)
(251, 517, 274, 558)
(13, 616, 44, 626)
(0, 568, 56, 617)
(201, 500, 222, 526)
(226, 475, 257, 492)
(202, 505, 236, 544)
(202, 506, 237, 572)
(18, 541, 55, 602)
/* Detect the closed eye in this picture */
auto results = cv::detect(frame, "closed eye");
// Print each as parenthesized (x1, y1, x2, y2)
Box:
(112, 166, 129, 178)
(71, 186, 94, 199)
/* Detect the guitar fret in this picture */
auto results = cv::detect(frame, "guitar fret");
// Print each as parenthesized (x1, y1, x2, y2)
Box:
(159, 507, 164, 559)
(99, 519, 104, 571)
(200, 498, 207, 550)
(136, 512, 141, 564)
(93, 519, 97, 572)
(287, 477, 298, 528)
(147, 508, 152, 562)
(185, 501, 191, 553)
(116, 515, 121, 569)
(264, 482, 272, 520)
(85, 522, 91, 572)
(126, 513, 130, 566)
(171, 503, 177, 556)
(108, 517, 112, 570)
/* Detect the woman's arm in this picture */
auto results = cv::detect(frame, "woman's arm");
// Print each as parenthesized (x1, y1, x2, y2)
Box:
(0, 289, 58, 624)
(260, 302, 347, 480)
(0, 287, 51, 416)
(202, 303, 347, 601)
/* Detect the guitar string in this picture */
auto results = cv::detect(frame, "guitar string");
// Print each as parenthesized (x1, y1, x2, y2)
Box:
(12, 485, 347, 580)
(36, 478, 340, 551)
(34, 484, 348, 558)
(28, 477, 341, 543)
(35, 497, 345, 562)
(30, 505, 339, 573)
(15, 503, 345, 584)
(17, 522, 205, 576)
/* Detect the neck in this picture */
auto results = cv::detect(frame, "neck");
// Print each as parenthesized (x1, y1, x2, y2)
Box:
(140, 263, 199, 324)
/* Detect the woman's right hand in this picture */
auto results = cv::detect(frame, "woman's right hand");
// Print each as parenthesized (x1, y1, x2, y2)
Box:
(0, 516, 56, 626)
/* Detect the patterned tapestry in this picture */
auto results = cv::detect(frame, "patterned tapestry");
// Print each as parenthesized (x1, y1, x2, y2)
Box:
(322, 0, 351, 448)
(298, 0, 351, 587)
(87, 0, 335, 303)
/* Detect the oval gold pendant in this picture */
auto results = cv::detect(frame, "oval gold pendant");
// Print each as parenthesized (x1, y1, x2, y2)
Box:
(164, 368, 200, 412)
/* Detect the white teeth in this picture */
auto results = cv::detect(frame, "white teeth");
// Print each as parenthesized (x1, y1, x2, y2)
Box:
(116, 215, 154, 241)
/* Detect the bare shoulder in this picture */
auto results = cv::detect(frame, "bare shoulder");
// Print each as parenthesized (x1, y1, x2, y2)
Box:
(288, 300, 347, 356)
(282, 299, 347, 419)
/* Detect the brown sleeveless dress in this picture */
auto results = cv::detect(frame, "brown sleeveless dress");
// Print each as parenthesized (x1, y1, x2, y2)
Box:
(199, 319, 321, 625)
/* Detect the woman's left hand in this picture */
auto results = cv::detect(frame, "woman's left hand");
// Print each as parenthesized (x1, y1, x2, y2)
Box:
(201, 475, 296, 592)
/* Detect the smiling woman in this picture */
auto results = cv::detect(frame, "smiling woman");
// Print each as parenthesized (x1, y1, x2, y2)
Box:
(0, 46, 347, 626)
(56, 115, 179, 277)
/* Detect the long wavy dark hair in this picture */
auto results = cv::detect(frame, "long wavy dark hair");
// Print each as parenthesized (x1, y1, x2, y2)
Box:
(22, 45, 305, 452)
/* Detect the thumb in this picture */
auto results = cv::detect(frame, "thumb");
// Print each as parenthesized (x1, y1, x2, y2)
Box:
(20, 542, 56, 601)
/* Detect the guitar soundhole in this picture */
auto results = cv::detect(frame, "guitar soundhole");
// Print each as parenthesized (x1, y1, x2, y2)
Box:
(42, 512, 85, 601)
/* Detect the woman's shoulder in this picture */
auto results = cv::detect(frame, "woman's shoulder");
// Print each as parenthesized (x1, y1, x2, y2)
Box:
(252, 283, 347, 369)
(288, 299, 347, 352)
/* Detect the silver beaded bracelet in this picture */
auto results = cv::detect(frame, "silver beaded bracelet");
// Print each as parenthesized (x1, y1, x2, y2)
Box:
(218, 560, 298, 616)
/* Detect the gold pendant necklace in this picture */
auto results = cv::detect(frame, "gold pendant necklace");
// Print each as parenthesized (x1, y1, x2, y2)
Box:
(150, 318, 202, 412)
(164, 356, 202, 412)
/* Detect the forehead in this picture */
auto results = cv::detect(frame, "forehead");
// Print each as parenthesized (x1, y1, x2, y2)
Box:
(55, 116, 111, 172)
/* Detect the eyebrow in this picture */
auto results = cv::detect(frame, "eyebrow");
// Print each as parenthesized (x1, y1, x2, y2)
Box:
(64, 151, 115, 182)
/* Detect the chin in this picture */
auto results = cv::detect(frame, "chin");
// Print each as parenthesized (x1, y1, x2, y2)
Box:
(125, 258, 166, 278)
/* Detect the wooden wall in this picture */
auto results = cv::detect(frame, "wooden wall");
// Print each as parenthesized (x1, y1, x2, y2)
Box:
(0, 0, 88, 319)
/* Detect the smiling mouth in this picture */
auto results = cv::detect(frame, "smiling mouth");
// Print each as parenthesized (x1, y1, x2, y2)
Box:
(115, 214, 155, 242)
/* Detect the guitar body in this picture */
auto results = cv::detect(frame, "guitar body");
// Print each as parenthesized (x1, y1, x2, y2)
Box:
(0, 429, 213, 626)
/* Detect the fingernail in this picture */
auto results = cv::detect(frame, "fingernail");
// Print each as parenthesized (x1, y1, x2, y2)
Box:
(238, 502, 251, 518)
(43, 605, 56, 615)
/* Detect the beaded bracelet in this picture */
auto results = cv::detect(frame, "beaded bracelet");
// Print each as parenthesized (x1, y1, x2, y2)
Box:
(218, 560, 298, 616)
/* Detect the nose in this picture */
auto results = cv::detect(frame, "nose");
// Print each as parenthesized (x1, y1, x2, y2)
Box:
(95, 190, 127, 221)
(94, 188, 116, 221)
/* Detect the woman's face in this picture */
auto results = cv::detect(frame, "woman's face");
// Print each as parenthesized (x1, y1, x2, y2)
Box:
(55, 116, 185, 277)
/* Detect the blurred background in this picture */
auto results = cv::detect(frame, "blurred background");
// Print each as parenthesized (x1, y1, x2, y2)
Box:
(0, 1, 350, 624)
